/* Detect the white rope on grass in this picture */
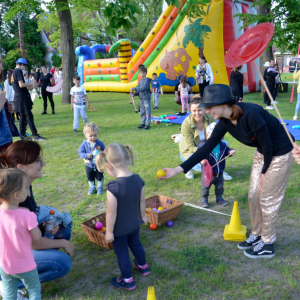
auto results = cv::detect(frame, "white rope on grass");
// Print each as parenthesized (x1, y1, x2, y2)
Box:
(183, 202, 231, 217)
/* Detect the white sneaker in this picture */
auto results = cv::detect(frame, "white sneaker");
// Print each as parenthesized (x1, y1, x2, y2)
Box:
(293, 115, 298, 120)
(273, 101, 279, 104)
(266, 106, 274, 110)
(223, 172, 232, 181)
(185, 170, 194, 179)
(17, 290, 28, 300)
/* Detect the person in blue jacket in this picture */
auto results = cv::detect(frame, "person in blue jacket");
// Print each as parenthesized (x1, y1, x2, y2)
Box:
(130, 65, 152, 130)
(78, 122, 105, 195)
(200, 122, 235, 208)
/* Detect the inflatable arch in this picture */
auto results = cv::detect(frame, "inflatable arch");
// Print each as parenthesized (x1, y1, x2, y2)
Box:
(76, 0, 259, 94)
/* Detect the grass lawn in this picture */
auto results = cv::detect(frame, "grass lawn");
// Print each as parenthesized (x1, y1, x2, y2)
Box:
(16, 85, 300, 300)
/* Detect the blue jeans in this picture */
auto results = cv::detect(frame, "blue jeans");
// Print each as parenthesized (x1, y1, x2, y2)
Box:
(295, 93, 300, 115)
(0, 267, 41, 300)
(180, 153, 202, 172)
(0, 249, 72, 289)
(112, 227, 146, 279)
(201, 173, 224, 199)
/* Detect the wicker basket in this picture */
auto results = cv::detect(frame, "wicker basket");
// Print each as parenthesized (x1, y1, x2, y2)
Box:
(145, 195, 183, 227)
(81, 213, 113, 249)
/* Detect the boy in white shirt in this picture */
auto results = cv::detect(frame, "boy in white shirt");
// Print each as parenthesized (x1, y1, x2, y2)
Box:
(70, 75, 90, 132)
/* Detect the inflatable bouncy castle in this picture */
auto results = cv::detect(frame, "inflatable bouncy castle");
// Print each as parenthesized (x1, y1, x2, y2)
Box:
(76, 0, 259, 94)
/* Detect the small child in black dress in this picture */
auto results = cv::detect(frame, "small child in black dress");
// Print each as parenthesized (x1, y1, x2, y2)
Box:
(95, 143, 149, 290)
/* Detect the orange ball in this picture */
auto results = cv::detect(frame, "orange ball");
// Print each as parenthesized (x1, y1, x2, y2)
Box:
(156, 170, 166, 178)
(150, 223, 157, 230)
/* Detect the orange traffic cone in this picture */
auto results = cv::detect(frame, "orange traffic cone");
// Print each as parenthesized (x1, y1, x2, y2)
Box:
(146, 286, 156, 300)
(223, 201, 246, 241)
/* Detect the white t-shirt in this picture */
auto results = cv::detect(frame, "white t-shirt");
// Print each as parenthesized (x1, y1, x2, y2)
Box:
(198, 130, 206, 148)
(4, 79, 15, 102)
(70, 86, 87, 106)
(178, 84, 190, 96)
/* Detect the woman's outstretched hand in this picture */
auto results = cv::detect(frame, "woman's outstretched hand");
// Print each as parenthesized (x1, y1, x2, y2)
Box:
(159, 166, 183, 180)
(292, 143, 300, 165)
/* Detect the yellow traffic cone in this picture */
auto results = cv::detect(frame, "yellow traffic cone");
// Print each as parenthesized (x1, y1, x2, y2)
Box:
(147, 286, 156, 300)
(223, 201, 246, 241)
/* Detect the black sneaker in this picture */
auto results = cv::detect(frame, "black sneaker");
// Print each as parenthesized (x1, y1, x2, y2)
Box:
(216, 197, 228, 206)
(41, 111, 47, 115)
(52, 111, 55, 114)
(32, 134, 47, 141)
(73, 129, 77, 133)
(244, 241, 275, 259)
(133, 259, 150, 276)
(110, 277, 136, 290)
(201, 199, 209, 208)
(153, 107, 157, 109)
(238, 234, 261, 250)
(137, 124, 145, 129)
(143, 125, 151, 130)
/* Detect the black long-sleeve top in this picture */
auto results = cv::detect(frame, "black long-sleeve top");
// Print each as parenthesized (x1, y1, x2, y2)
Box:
(230, 71, 243, 99)
(263, 68, 278, 87)
(180, 103, 294, 174)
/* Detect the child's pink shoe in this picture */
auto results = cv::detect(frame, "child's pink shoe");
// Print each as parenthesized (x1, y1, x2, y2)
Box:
(133, 259, 150, 276)
(110, 277, 136, 290)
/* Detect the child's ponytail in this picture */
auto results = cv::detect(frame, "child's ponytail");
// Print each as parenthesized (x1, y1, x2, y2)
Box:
(125, 145, 135, 166)
(95, 151, 106, 172)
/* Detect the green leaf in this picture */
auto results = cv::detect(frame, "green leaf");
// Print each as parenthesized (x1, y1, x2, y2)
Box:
(106, 26, 113, 37)
(123, 20, 133, 32)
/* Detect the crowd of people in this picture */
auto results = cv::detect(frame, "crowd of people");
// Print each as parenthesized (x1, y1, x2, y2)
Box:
(1, 55, 300, 298)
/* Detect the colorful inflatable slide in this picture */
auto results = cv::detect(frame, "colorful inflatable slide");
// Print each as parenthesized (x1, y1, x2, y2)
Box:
(76, 0, 259, 94)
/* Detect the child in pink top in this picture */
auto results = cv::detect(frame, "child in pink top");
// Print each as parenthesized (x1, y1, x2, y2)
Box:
(0, 169, 41, 300)
(178, 76, 190, 114)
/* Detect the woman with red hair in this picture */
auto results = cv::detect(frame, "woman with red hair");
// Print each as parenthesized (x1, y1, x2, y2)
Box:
(162, 84, 295, 259)
(0, 140, 74, 297)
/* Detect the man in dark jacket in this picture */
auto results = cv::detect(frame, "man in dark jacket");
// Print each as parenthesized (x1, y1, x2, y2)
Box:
(263, 59, 278, 110)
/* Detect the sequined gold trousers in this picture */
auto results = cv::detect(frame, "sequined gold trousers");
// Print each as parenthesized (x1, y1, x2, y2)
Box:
(248, 151, 294, 243)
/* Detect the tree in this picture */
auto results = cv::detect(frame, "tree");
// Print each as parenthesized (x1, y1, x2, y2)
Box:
(3, 0, 209, 103)
(182, 18, 211, 56)
(234, 0, 300, 70)
(0, 9, 46, 71)
(51, 52, 62, 67)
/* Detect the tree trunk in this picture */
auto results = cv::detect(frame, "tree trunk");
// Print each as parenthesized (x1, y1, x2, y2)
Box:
(54, 0, 75, 104)
(256, 0, 273, 75)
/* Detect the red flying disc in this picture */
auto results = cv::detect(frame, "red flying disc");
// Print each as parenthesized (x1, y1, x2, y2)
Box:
(202, 159, 213, 187)
(225, 23, 274, 68)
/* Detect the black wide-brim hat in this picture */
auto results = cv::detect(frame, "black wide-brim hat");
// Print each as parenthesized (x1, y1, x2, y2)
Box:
(198, 84, 237, 108)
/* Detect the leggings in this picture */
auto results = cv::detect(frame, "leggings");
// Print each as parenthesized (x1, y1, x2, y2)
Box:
(112, 227, 147, 279)
(295, 93, 300, 115)
(41, 89, 54, 112)
(181, 95, 189, 113)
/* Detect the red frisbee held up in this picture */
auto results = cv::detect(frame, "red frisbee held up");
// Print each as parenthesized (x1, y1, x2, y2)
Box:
(202, 159, 213, 187)
(225, 23, 274, 68)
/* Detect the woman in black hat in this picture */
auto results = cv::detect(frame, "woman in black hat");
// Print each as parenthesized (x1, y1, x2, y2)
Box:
(161, 84, 295, 259)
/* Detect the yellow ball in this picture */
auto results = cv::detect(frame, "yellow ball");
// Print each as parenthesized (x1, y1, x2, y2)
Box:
(157, 170, 166, 178)
(158, 207, 164, 212)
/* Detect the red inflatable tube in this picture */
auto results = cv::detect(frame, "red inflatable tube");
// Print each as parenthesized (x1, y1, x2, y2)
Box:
(223, 0, 236, 82)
